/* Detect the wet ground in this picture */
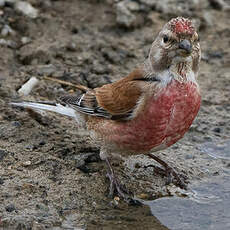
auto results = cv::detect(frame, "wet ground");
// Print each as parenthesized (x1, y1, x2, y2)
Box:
(0, 0, 230, 229)
(147, 140, 230, 230)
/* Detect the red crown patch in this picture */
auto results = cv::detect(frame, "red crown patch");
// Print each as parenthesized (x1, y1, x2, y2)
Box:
(170, 17, 194, 35)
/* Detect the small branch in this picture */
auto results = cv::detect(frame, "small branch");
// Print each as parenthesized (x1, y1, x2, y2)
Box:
(43, 76, 90, 92)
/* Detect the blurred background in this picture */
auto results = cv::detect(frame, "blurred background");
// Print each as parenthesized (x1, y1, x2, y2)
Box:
(0, 0, 229, 229)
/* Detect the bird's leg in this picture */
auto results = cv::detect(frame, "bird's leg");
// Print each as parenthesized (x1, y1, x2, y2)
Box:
(147, 154, 187, 189)
(100, 148, 128, 197)
(103, 157, 141, 205)
(100, 148, 141, 205)
(105, 157, 129, 198)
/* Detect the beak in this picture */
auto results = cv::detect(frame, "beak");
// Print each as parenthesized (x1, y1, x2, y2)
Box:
(178, 39, 192, 54)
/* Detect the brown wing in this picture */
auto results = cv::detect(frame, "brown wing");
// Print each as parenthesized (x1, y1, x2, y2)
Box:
(60, 68, 146, 120)
(95, 81, 141, 115)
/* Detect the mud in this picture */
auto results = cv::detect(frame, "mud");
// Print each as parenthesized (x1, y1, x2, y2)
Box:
(0, 0, 230, 229)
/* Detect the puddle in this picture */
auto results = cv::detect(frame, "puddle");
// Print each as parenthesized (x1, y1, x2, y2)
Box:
(143, 176, 230, 230)
(141, 139, 230, 230)
(200, 139, 230, 160)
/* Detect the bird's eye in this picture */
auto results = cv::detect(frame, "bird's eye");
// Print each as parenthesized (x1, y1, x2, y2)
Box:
(163, 35, 169, 43)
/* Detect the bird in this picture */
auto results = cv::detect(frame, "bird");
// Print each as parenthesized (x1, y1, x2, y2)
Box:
(11, 17, 201, 204)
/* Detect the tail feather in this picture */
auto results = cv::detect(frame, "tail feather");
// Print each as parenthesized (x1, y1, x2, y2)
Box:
(10, 101, 77, 118)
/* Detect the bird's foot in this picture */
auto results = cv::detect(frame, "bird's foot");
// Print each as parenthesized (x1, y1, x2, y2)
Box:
(105, 158, 141, 205)
(147, 154, 187, 190)
(164, 165, 187, 189)
(106, 171, 141, 206)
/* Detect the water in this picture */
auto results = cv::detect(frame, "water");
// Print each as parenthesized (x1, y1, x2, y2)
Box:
(200, 139, 230, 160)
(144, 176, 230, 230)
(143, 139, 230, 230)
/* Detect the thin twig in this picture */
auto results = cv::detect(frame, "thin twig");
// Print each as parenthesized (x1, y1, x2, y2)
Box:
(43, 76, 90, 92)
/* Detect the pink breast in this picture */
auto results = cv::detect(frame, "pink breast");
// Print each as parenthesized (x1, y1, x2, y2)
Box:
(96, 81, 201, 152)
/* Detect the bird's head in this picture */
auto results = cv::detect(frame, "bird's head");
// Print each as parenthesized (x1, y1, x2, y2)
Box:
(148, 17, 201, 81)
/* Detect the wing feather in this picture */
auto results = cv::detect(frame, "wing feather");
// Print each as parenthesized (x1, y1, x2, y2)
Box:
(60, 68, 146, 121)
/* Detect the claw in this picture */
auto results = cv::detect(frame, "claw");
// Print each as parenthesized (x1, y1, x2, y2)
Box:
(105, 158, 142, 205)
(147, 154, 187, 189)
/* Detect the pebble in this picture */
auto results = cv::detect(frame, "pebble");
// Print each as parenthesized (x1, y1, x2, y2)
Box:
(1, 25, 15, 37)
(0, 38, 17, 49)
(21, 36, 31, 45)
(66, 41, 77, 52)
(23, 161, 32, 166)
(125, 0, 140, 11)
(101, 47, 122, 64)
(209, 0, 230, 10)
(36, 64, 57, 76)
(19, 48, 51, 65)
(93, 61, 109, 74)
(39, 140, 46, 146)
(208, 50, 224, 59)
(15, 1, 38, 18)
(139, 0, 156, 8)
(185, 154, 195, 160)
(25, 145, 36, 151)
(116, 1, 137, 28)
(0, 177, 4, 185)
(138, 0, 206, 17)
(0, 0, 5, 7)
(137, 193, 150, 200)
(5, 204, 16, 212)
(213, 127, 221, 133)
(201, 11, 214, 27)
(0, 149, 8, 161)
(5, 0, 15, 7)
(11, 121, 21, 127)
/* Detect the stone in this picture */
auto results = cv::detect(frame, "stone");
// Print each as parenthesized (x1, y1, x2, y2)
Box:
(0, 149, 8, 161)
(0, 0, 5, 7)
(1, 25, 15, 37)
(15, 1, 38, 18)
(5, 204, 16, 212)
(116, 1, 137, 28)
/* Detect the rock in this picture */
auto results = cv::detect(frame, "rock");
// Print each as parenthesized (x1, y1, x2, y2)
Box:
(125, 0, 140, 11)
(1, 25, 15, 37)
(92, 60, 109, 74)
(0, 177, 4, 185)
(39, 140, 46, 146)
(213, 127, 221, 133)
(101, 47, 123, 64)
(11, 121, 21, 127)
(0, 149, 8, 161)
(85, 73, 110, 88)
(21, 36, 31, 45)
(14, 1, 38, 18)
(0, 0, 5, 7)
(66, 41, 77, 52)
(139, 0, 157, 8)
(208, 0, 230, 10)
(73, 150, 100, 173)
(5, 204, 16, 212)
(116, 1, 137, 28)
(208, 50, 224, 59)
(36, 64, 57, 76)
(144, 0, 209, 17)
(18, 47, 51, 65)
(5, 0, 15, 7)
(201, 11, 214, 28)
(0, 39, 18, 49)
(23, 160, 32, 166)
